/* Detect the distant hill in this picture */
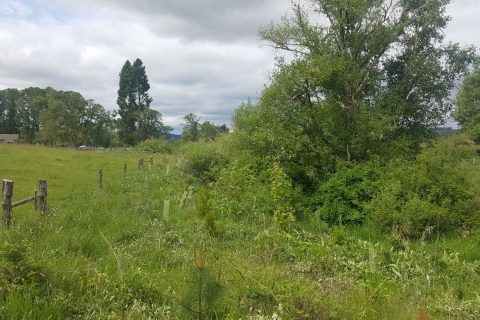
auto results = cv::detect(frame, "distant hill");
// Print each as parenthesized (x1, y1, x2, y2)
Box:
(434, 127, 460, 136)
(166, 133, 182, 141)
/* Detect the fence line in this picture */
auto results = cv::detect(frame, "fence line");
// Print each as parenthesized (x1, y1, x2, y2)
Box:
(2, 156, 169, 228)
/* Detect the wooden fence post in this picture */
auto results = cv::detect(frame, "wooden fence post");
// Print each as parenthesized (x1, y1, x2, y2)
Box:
(179, 191, 187, 209)
(138, 158, 144, 170)
(39, 179, 47, 212)
(163, 199, 170, 223)
(34, 191, 38, 210)
(98, 169, 103, 190)
(2, 179, 13, 227)
(124, 163, 127, 178)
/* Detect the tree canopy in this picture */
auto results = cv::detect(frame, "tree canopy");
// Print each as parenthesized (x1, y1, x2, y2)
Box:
(234, 0, 476, 178)
(182, 113, 229, 142)
(117, 58, 169, 145)
(454, 61, 480, 143)
(0, 87, 114, 146)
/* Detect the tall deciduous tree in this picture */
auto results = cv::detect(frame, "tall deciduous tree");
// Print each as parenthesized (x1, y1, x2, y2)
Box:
(81, 100, 114, 147)
(235, 0, 476, 173)
(0, 89, 20, 134)
(0, 87, 114, 146)
(454, 62, 480, 143)
(117, 58, 167, 145)
(17, 87, 49, 143)
(182, 113, 200, 142)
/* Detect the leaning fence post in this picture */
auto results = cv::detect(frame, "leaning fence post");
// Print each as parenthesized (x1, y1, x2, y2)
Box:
(2, 179, 13, 227)
(39, 179, 47, 212)
(98, 169, 103, 190)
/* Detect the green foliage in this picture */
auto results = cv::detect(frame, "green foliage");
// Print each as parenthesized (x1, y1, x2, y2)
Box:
(232, 70, 338, 180)
(268, 164, 296, 229)
(182, 113, 201, 142)
(0, 241, 48, 288)
(455, 61, 480, 143)
(182, 113, 230, 143)
(0, 87, 114, 146)
(195, 187, 222, 236)
(369, 136, 480, 238)
(136, 138, 172, 154)
(199, 121, 218, 142)
(81, 100, 114, 147)
(0, 88, 20, 134)
(37, 99, 82, 146)
(181, 243, 224, 319)
(117, 58, 169, 145)
(180, 139, 229, 182)
(233, 0, 476, 174)
(207, 157, 273, 222)
(314, 159, 382, 225)
(195, 187, 211, 213)
(0, 144, 480, 319)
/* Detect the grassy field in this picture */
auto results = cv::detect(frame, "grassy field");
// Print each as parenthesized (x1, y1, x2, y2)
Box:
(0, 144, 479, 319)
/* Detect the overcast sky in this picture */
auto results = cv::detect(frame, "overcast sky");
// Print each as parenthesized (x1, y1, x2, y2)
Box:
(0, 0, 478, 132)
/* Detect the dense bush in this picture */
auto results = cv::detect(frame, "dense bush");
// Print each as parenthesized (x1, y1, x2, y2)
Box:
(368, 136, 480, 239)
(180, 138, 230, 182)
(136, 138, 172, 154)
(314, 159, 382, 225)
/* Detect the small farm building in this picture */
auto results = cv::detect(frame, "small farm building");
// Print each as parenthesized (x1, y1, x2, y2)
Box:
(0, 134, 19, 144)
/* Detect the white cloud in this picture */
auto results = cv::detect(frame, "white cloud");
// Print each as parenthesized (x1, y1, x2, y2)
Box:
(445, 0, 480, 48)
(0, 0, 32, 17)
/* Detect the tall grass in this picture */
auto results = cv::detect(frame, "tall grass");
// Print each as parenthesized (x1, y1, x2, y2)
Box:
(0, 144, 479, 319)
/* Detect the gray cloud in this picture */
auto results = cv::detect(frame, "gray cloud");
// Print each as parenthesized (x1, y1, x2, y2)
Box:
(445, 0, 480, 48)
(0, 0, 290, 132)
(0, 0, 477, 133)
(48, 0, 291, 41)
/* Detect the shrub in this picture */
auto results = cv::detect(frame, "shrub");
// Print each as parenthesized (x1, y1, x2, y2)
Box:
(136, 138, 172, 154)
(208, 157, 273, 221)
(314, 159, 382, 225)
(268, 163, 296, 229)
(368, 136, 480, 239)
(180, 140, 229, 182)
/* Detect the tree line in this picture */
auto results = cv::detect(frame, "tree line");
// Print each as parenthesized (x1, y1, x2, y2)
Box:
(0, 58, 228, 146)
(0, 87, 114, 146)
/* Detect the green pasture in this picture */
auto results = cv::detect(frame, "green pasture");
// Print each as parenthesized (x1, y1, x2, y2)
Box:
(0, 144, 479, 319)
